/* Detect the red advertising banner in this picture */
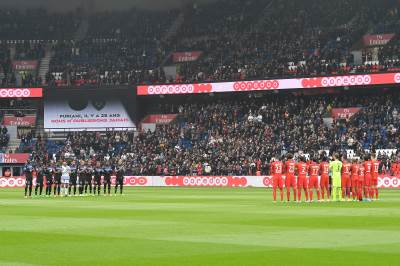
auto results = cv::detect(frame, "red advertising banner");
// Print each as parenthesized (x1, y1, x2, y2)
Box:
(172, 51, 203, 63)
(163, 176, 249, 187)
(0, 88, 42, 98)
(0, 176, 152, 188)
(0, 153, 30, 164)
(0, 177, 25, 187)
(137, 72, 400, 96)
(3, 115, 36, 126)
(331, 108, 362, 120)
(141, 114, 177, 124)
(378, 176, 400, 188)
(1, 176, 398, 189)
(363, 34, 395, 47)
(12, 60, 39, 71)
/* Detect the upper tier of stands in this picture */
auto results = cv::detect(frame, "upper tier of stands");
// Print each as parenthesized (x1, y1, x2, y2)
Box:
(0, 1, 398, 87)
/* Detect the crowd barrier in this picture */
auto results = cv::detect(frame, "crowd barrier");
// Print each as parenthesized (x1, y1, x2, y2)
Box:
(0, 176, 399, 188)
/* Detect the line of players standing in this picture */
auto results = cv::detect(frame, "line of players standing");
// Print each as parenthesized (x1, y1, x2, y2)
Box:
(270, 153, 381, 202)
(24, 160, 126, 198)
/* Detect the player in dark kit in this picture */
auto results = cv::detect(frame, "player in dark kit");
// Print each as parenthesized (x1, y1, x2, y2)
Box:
(34, 165, 45, 196)
(45, 163, 54, 196)
(115, 161, 125, 195)
(103, 161, 113, 196)
(24, 162, 34, 198)
(84, 162, 93, 196)
(78, 161, 86, 195)
(93, 162, 103, 195)
(68, 161, 78, 196)
(53, 163, 62, 197)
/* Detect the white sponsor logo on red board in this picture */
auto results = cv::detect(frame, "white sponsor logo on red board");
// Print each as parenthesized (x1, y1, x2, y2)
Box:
(182, 176, 229, 186)
(172, 51, 203, 63)
(0, 89, 31, 98)
(321, 75, 371, 87)
(3, 115, 36, 126)
(363, 34, 395, 46)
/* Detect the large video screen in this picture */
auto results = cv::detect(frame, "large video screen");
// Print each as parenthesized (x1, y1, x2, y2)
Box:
(44, 90, 136, 131)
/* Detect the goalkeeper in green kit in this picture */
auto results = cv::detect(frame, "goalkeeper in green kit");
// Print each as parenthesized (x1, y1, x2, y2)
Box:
(330, 153, 343, 202)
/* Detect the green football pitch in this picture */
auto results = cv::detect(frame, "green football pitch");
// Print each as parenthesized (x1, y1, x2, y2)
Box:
(0, 188, 399, 266)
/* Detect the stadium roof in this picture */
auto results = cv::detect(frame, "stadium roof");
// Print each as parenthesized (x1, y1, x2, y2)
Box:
(0, 0, 217, 12)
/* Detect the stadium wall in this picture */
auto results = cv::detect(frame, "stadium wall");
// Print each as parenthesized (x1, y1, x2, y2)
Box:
(1, 176, 399, 189)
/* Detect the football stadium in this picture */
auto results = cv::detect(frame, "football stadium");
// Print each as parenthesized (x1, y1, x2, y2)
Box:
(0, 0, 400, 265)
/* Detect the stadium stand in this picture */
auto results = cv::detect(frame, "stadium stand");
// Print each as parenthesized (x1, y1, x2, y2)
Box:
(21, 90, 400, 176)
(0, 0, 399, 176)
(0, 1, 398, 87)
(168, 0, 399, 83)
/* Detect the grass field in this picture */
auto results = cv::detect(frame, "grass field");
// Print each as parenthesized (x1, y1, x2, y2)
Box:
(0, 188, 399, 266)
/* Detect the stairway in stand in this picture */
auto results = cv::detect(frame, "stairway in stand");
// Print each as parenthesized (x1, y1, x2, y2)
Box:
(38, 46, 53, 85)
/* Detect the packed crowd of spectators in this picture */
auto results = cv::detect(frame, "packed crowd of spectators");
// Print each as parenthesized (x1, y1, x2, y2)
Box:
(129, 92, 399, 176)
(60, 131, 135, 161)
(22, 91, 400, 175)
(21, 131, 136, 172)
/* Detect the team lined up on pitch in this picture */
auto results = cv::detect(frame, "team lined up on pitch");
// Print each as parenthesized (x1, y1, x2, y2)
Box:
(23, 160, 126, 198)
(270, 153, 381, 203)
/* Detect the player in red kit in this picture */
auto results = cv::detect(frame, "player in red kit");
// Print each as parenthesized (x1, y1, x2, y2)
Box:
(319, 157, 330, 201)
(390, 159, 400, 177)
(270, 157, 284, 202)
(341, 156, 352, 201)
(358, 160, 365, 201)
(351, 160, 360, 201)
(371, 153, 380, 200)
(363, 155, 372, 200)
(308, 158, 321, 202)
(296, 157, 309, 202)
(284, 153, 297, 202)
